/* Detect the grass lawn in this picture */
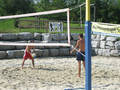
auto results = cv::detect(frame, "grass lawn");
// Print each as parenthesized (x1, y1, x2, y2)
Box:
(0, 19, 85, 33)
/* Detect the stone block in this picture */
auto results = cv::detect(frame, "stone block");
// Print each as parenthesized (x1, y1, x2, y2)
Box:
(94, 35, 101, 41)
(94, 48, 98, 55)
(98, 49, 110, 56)
(18, 32, 34, 40)
(51, 33, 66, 41)
(100, 35, 106, 40)
(105, 46, 110, 49)
(0, 45, 16, 50)
(34, 49, 44, 57)
(60, 40, 68, 43)
(42, 33, 52, 41)
(106, 37, 117, 41)
(49, 49, 59, 56)
(7, 50, 24, 58)
(106, 41, 114, 47)
(111, 50, 120, 57)
(0, 51, 7, 59)
(91, 41, 100, 48)
(16, 46, 26, 50)
(59, 48, 70, 56)
(91, 35, 97, 40)
(97, 49, 103, 56)
(34, 33, 42, 40)
(105, 46, 115, 49)
(51, 34, 59, 41)
(100, 41, 106, 49)
(103, 49, 111, 56)
(115, 41, 120, 50)
(59, 33, 67, 40)
(0, 33, 17, 40)
(42, 49, 49, 57)
(91, 48, 97, 56)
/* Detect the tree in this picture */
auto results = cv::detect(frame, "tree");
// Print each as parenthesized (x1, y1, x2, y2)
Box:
(35, 0, 50, 12)
(95, 0, 120, 23)
(0, 0, 6, 15)
(0, 0, 35, 15)
(35, 0, 66, 20)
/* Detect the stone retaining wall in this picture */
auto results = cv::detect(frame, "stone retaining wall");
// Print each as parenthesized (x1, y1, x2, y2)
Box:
(91, 35, 120, 56)
(0, 32, 120, 59)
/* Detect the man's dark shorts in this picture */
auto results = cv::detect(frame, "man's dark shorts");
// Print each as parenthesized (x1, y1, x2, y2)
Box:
(76, 52, 85, 61)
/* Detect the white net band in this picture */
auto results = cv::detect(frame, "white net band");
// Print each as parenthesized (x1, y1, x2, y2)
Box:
(0, 8, 69, 20)
(0, 42, 71, 47)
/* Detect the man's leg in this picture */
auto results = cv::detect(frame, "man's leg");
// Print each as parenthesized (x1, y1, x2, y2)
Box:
(22, 59, 25, 69)
(31, 58, 35, 68)
(83, 60, 85, 70)
(78, 61, 81, 77)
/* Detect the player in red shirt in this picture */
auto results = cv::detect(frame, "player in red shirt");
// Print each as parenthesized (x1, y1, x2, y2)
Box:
(22, 40, 35, 69)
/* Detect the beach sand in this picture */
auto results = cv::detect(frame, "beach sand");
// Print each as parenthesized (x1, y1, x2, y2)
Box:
(0, 56, 120, 90)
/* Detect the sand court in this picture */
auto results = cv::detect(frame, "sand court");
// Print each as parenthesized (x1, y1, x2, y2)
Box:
(0, 56, 120, 90)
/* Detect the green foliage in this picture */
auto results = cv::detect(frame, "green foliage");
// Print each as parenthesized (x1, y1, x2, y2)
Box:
(0, 0, 6, 15)
(95, 0, 120, 23)
(1, 0, 120, 24)
(0, 0, 35, 15)
(0, 0, 120, 34)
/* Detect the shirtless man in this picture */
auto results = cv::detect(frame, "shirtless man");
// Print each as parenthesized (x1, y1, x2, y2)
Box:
(70, 34, 85, 77)
(22, 40, 35, 69)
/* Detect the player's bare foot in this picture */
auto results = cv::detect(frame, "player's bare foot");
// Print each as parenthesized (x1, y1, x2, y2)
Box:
(78, 73, 81, 77)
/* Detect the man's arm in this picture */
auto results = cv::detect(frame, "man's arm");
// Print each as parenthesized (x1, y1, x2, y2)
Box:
(70, 40, 80, 53)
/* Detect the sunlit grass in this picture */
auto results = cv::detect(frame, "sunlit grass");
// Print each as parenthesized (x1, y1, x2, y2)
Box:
(0, 18, 84, 34)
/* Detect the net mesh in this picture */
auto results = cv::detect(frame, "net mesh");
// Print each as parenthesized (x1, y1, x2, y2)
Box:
(0, 8, 71, 46)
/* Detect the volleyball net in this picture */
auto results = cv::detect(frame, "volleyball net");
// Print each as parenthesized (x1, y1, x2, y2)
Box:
(0, 8, 71, 47)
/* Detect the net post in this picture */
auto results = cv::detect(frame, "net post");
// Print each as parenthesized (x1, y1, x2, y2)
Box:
(67, 8, 71, 45)
(85, 0, 92, 90)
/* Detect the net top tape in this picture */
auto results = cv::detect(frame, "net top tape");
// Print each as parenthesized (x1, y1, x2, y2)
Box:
(0, 42, 71, 47)
(0, 8, 69, 20)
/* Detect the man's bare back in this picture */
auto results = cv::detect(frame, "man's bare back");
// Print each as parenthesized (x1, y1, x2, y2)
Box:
(77, 39, 85, 52)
